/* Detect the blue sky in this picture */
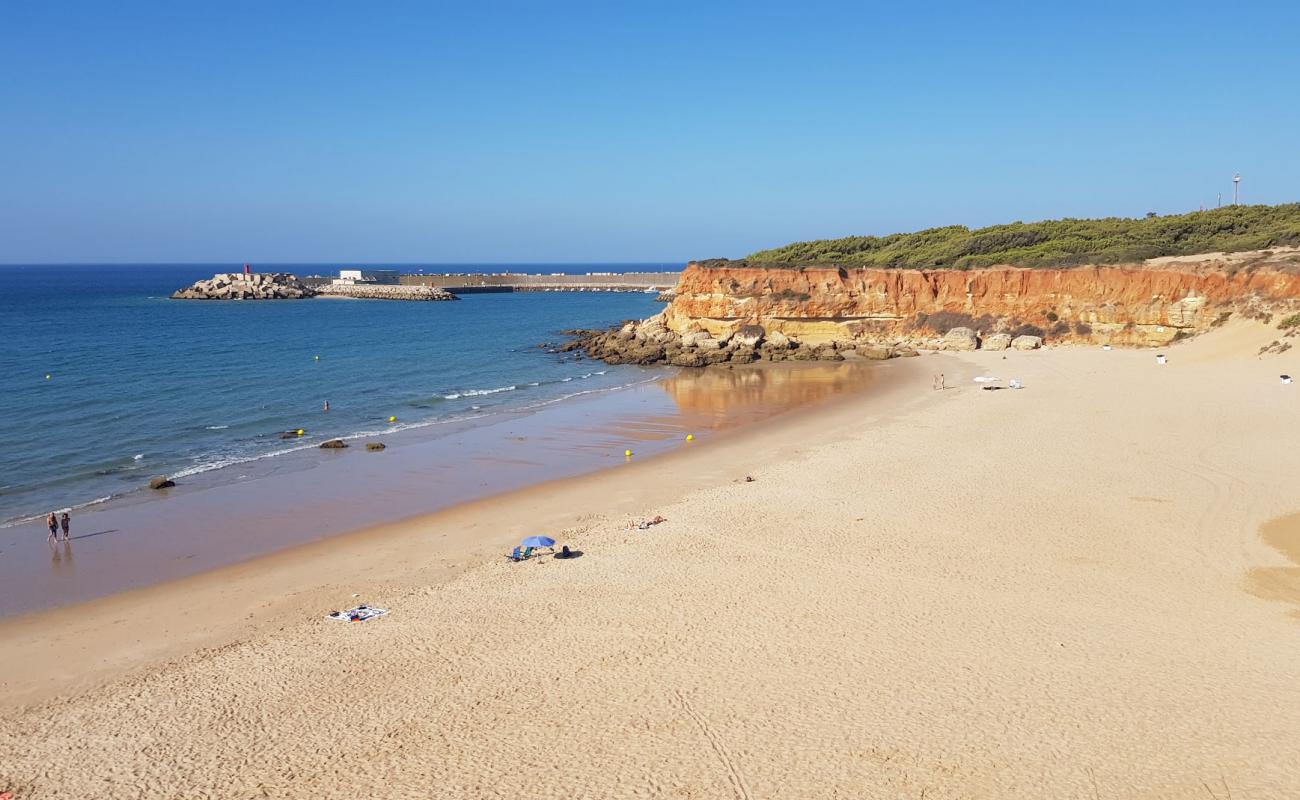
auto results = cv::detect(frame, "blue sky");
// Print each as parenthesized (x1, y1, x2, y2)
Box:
(2, 1, 1296, 263)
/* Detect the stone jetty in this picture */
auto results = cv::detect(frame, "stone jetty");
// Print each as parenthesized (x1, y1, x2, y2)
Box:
(314, 284, 458, 301)
(172, 273, 314, 300)
(171, 274, 459, 301)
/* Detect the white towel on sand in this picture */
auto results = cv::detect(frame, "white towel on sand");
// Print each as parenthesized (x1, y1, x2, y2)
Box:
(327, 606, 388, 623)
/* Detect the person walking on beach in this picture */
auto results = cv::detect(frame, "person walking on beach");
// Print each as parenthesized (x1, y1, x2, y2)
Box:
(46, 512, 59, 543)
(933, 372, 946, 391)
(60, 512, 71, 542)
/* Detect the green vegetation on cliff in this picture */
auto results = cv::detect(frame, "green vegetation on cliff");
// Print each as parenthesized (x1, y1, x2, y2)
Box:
(742, 204, 1300, 270)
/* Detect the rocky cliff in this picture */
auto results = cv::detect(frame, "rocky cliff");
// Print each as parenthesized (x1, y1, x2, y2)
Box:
(574, 248, 1300, 366)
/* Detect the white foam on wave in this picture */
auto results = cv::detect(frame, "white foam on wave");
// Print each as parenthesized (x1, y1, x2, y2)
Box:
(132, 453, 144, 461)
(205, 425, 229, 430)
(2, 495, 114, 528)
(463, 385, 518, 397)
(443, 384, 520, 400)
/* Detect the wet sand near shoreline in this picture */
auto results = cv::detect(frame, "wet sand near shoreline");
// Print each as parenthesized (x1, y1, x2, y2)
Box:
(0, 361, 878, 618)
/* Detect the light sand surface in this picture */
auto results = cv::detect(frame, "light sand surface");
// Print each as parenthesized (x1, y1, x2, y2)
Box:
(4, 323, 1300, 799)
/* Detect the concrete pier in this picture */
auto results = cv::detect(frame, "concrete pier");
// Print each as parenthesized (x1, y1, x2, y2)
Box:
(302, 271, 680, 295)
(403, 272, 679, 293)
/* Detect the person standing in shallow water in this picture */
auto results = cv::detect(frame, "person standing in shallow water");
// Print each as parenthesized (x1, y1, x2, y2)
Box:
(46, 512, 58, 543)
(60, 512, 71, 542)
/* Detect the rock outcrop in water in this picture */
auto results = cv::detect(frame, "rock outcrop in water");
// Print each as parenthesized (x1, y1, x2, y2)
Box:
(172, 273, 314, 300)
(571, 248, 1300, 366)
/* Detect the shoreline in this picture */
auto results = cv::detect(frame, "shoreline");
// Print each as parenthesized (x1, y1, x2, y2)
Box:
(5, 324, 1300, 796)
(0, 356, 927, 707)
(0, 360, 882, 618)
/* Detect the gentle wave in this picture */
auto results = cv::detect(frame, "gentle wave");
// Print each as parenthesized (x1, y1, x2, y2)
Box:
(1, 368, 663, 528)
(4, 494, 115, 527)
(117, 375, 660, 489)
(442, 384, 519, 400)
(438, 369, 611, 402)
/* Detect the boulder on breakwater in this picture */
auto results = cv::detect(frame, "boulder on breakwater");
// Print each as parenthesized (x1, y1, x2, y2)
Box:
(172, 273, 314, 300)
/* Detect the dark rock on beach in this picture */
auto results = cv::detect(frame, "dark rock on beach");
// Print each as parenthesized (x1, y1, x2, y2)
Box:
(365, 442, 386, 451)
(320, 439, 348, 449)
(149, 476, 175, 490)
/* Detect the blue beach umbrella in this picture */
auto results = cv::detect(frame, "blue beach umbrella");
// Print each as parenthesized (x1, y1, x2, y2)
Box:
(521, 535, 556, 548)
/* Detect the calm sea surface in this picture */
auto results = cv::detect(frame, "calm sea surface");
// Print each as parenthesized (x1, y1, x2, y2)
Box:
(0, 264, 673, 526)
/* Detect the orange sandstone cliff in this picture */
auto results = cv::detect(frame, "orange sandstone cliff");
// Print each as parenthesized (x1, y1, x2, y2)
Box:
(572, 248, 1300, 366)
(661, 249, 1300, 348)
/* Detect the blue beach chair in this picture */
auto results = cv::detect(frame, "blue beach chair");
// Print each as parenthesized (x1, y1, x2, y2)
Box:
(506, 546, 522, 562)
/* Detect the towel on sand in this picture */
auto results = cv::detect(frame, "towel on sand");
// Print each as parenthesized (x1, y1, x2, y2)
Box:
(327, 605, 388, 623)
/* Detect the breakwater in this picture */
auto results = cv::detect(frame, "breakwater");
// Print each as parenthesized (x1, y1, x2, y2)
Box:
(399, 272, 679, 294)
(314, 284, 457, 301)
(172, 272, 313, 300)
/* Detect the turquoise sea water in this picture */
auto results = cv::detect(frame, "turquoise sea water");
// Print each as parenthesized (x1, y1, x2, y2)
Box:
(0, 264, 671, 526)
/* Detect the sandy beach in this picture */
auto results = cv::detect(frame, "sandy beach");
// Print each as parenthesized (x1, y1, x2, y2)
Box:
(3, 322, 1300, 798)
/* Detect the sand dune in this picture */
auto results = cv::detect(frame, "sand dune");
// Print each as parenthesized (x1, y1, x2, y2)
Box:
(3, 322, 1300, 798)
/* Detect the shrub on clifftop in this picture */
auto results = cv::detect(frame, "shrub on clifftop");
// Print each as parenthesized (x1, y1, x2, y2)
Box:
(740, 204, 1300, 270)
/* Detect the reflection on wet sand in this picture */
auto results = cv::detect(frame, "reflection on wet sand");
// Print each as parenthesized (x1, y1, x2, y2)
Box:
(557, 362, 878, 452)
(660, 362, 877, 425)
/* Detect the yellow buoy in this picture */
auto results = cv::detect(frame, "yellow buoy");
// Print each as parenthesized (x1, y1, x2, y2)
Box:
(685, 434, 694, 442)
(388, 416, 396, 423)
(296, 429, 304, 436)
(625, 449, 633, 457)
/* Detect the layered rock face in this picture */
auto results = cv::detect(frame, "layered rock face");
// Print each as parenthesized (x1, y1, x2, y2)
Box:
(172, 273, 314, 300)
(574, 249, 1300, 366)
(315, 284, 458, 301)
(663, 251, 1300, 347)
